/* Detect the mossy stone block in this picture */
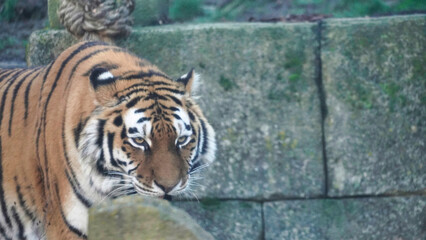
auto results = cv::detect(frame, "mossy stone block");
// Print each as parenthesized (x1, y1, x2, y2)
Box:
(321, 15, 426, 196)
(264, 196, 426, 239)
(173, 200, 262, 240)
(89, 196, 214, 240)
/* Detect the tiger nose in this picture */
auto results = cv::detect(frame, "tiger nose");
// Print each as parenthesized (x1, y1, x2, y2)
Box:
(154, 180, 180, 194)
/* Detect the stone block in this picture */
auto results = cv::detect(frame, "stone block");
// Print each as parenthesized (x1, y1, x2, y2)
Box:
(172, 200, 262, 240)
(89, 196, 214, 240)
(322, 15, 426, 196)
(264, 196, 426, 240)
(27, 23, 325, 199)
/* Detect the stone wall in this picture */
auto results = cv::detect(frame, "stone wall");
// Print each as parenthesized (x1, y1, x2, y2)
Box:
(27, 15, 425, 239)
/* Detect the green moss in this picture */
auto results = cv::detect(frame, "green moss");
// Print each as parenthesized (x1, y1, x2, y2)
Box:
(219, 75, 236, 91)
(289, 73, 300, 83)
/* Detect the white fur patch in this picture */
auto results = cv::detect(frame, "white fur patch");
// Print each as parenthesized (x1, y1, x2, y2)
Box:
(97, 71, 114, 81)
(64, 196, 88, 235)
(124, 108, 152, 146)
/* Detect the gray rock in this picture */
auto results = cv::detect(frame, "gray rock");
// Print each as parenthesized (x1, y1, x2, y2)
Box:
(27, 23, 325, 199)
(264, 196, 426, 240)
(89, 196, 214, 240)
(322, 15, 426, 196)
(172, 200, 262, 240)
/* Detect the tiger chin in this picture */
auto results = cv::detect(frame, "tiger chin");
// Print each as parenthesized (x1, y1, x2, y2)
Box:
(0, 41, 216, 239)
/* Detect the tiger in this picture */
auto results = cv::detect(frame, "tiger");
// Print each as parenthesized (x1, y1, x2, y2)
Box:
(0, 41, 216, 239)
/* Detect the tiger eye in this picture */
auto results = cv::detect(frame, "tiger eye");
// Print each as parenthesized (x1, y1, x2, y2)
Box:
(132, 137, 146, 146)
(177, 136, 188, 145)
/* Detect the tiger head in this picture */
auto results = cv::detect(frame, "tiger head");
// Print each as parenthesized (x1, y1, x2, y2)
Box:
(77, 57, 216, 200)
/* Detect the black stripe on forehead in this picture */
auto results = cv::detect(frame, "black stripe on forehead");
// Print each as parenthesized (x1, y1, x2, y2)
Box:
(135, 104, 155, 113)
(120, 70, 172, 81)
(165, 94, 182, 106)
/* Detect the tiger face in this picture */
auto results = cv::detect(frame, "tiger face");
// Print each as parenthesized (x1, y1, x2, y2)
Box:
(78, 64, 216, 200)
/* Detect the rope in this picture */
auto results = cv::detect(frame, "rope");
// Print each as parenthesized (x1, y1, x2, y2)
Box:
(58, 0, 135, 42)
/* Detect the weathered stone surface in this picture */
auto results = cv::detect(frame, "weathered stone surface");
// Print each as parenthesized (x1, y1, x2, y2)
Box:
(264, 196, 426, 240)
(322, 15, 426, 196)
(89, 196, 214, 240)
(48, 0, 62, 29)
(27, 30, 76, 66)
(173, 200, 262, 240)
(27, 23, 325, 199)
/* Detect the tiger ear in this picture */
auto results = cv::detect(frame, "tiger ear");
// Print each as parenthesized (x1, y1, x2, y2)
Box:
(176, 69, 199, 95)
(89, 68, 116, 90)
(89, 68, 117, 105)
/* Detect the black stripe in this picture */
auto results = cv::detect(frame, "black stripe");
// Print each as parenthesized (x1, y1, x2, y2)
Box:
(0, 70, 14, 83)
(119, 88, 148, 99)
(62, 113, 92, 208)
(54, 183, 88, 239)
(73, 117, 89, 148)
(155, 87, 185, 95)
(165, 94, 182, 106)
(15, 177, 35, 222)
(120, 70, 171, 81)
(97, 120, 106, 147)
(127, 163, 140, 174)
(24, 68, 43, 121)
(114, 80, 174, 98)
(8, 70, 38, 135)
(11, 206, 26, 240)
(128, 127, 139, 134)
(137, 117, 151, 123)
(0, 138, 12, 228)
(65, 170, 92, 208)
(143, 92, 168, 102)
(188, 111, 195, 121)
(117, 159, 127, 166)
(38, 63, 53, 105)
(121, 126, 127, 139)
(107, 133, 119, 167)
(172, 114, 181, 120)
(126, 97, 142, 108)
(96, 150, 108, 176)
(0, 69, 27, 127)
(0, 69, 12, 78)
(200, 119, 209, 154)
(135, 104, 155, 113)
(0, 223, 11, 240)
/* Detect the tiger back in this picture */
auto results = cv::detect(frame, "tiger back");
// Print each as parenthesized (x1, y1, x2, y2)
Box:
(0, 41, 216, 239)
